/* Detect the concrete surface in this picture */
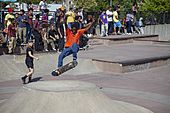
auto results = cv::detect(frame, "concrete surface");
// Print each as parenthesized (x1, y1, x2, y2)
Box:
(0, 41, 170, 113)
(0, 81, 153, 113)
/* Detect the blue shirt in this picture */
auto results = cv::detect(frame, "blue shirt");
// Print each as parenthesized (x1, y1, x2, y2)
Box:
(17, 15, 28, 28)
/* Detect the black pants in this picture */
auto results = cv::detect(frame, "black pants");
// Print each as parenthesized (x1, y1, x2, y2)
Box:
(108, 21, 113, 34)
(32, 30, 43, 51)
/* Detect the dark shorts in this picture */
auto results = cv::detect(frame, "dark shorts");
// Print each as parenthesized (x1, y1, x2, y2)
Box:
(25, 59, 34, 69)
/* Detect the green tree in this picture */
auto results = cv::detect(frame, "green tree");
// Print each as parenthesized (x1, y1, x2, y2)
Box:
(73, 0, 97, 11)
(140, 0, 170, 11)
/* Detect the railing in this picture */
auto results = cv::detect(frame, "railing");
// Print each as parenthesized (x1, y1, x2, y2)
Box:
(0, 10, 170, 31)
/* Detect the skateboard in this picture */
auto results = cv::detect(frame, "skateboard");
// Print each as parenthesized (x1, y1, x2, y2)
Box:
(51, 61, 78, 76)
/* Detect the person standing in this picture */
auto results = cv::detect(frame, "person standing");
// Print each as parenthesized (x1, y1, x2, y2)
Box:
(106, 6, 113, 35)
(8, 18, 16, 54)
(39, 0, 48, 14)
(4, 8, 14, 28)
(126, 11, 134, 35)
(17, 10, 28, 44)
(21, 40, 39, 84)
(113, 7, 122, 35)
(65, 8, 75, 29)
(86, 15, 94, 37)
(26, 8, 34, 42)
(33, 14, 42, 51)
(56, 9, 65, 52)
(99, 10, 108, 37)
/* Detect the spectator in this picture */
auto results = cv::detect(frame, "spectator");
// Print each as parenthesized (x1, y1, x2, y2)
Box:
(106, 6, 113, 35)
(8, 18, 16, 54)
(4, 8, 14, 28)
(136, 17, 144, 34)
(41, 9, 49, 28)
(120, 17, 126, 34)
(126, 11, 134, 35)
(17, 10, 28, 44)
(27, 1, 33, 10)
(86, 15, 94, 37)
(99, 10, 108, 37)
(77, 7, 84, 20)
(113, 7, 122, 35)
(56, 9, 65, 52)
(75, 16, 83, 29)
(41, 28, 56, 52)
(48, 25, 58, 50)
(65, 8, 75, 29)
(26, 8, 34, 41)
(39, 0, 48, 14)
(14, 13, 19, 42)
(42, 9, 49, 24)
(33, 14, 43, 51)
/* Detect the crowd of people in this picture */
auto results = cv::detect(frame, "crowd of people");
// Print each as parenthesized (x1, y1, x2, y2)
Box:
(0, 0, 145, 54)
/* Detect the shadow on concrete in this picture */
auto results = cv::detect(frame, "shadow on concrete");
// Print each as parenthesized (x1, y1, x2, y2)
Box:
(31, 77, 42, 83)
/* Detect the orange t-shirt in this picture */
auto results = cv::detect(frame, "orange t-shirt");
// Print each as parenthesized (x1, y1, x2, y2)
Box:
(65, 28, 86, 47)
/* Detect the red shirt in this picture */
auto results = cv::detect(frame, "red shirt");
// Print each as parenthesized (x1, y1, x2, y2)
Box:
(27, 13, 33, 27)
(34, 19, 40, 30)
(8, 24, 16, 38)
(65, 28, 86, 47)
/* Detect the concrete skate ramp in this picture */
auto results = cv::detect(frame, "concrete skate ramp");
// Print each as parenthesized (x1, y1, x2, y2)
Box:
(0, 80, 153, 113)
(0, 54, 101, 82)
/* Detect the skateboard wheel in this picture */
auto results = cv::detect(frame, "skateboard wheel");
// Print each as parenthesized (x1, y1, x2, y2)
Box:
(51, 71, 58, 76)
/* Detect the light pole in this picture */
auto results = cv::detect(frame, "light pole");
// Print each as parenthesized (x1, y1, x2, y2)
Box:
(109, 0, 112, 6)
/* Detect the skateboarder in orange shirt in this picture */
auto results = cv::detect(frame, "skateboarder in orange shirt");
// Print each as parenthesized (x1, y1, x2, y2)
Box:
(55, 21, 94, 75)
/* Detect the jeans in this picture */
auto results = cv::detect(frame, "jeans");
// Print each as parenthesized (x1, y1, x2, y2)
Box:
(126, 21, 132, 33)
(67, 22, 73, 29)
(57, 43, 79, 67)
(26, 24, 32, 42)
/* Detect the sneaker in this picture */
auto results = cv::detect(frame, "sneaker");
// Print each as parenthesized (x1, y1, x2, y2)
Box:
(28, 77, 32, 83)
(21, 76, 27, 84)
(53, 48, 56, 51)
(51, 70, 59, 76)
(45, 49, 48, 52)
(72, 60, 78, 66)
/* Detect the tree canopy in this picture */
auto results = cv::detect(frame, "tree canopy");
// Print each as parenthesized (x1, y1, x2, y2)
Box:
(72, 0, 170, 12)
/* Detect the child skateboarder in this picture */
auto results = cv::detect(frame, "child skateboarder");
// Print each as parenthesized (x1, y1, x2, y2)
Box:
(21, 40, 39, 84)
(52, 21, 94, 76)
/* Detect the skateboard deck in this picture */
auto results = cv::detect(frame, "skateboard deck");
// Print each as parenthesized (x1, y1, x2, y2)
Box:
(51, 61, 78, 76)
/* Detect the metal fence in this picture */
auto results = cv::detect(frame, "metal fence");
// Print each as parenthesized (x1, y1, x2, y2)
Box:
(0, 10, 170, 31)
(84, 11, 170, 25)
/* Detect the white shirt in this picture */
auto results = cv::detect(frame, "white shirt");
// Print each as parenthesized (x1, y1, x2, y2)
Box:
(39, 1, 47, 10)
(106, 10, 113, 22)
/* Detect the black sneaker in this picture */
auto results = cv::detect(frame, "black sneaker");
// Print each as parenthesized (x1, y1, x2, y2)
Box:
(21, 76, 26, 84)
(28, 77, 32, 83)
(51, 70, 59, 76)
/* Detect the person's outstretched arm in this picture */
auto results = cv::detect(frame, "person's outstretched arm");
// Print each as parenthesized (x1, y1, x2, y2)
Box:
(83, 20, 95, 31)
